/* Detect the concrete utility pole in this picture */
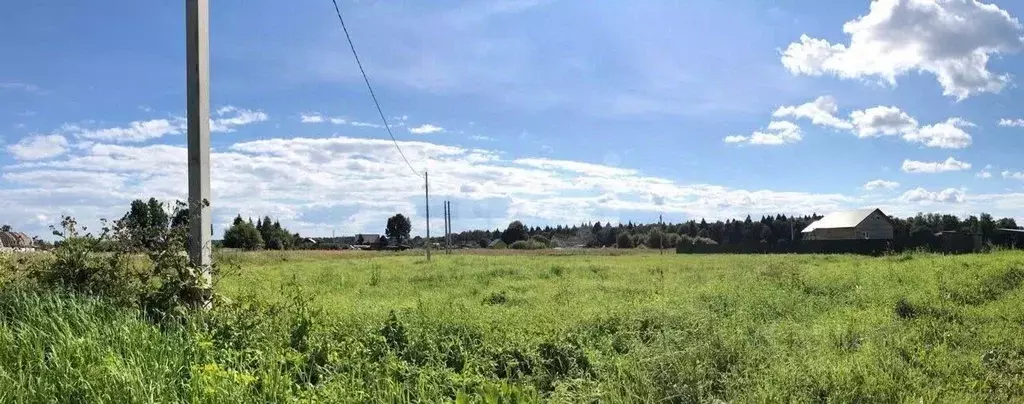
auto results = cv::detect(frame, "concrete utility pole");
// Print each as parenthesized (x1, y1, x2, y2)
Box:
(186, 0, 212, 281)
(445, 200, 451, 254)
(659, 214, 664, 255)
(425, 172, 431, 261)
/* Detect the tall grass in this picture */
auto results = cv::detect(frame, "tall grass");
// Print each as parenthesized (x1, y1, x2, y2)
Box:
(2, 250, 1024, 402)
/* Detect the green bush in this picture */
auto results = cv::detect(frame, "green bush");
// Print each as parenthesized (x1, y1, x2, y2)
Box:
(675, 234, 718, 253)
(24, 214, 213, 320)
(616, 233, 634, 249)
(529, 235, 550, 247)
(510, 240, 545, 250)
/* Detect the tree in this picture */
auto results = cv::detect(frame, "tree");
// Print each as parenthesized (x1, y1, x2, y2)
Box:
(223, 220, 263, 250)
(120, 197, 170, 249)
(501, 221, 528, 245)
(385, 214, 412, 244)
(171, 207, 189, 229)
(0, 224, 11, 232)
(646, 229, 665, 249)
(616, 232, 634, 248)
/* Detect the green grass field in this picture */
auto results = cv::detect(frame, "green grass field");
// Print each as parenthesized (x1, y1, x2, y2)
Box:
(3, 250, 1024, 402)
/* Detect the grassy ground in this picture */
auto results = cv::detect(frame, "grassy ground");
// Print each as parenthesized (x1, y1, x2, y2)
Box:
(3, 250, 1024, 402)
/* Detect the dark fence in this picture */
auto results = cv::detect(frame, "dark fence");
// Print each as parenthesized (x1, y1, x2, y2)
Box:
(677, 239, 921, 256)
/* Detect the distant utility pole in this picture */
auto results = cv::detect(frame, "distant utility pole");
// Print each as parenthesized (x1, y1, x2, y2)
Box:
(186, 0, 212, 297)
(446, 200, 453, 254)
(425, 172, 431, 261)
(659, 214, 664, 255)
(443, 201, 449, 254)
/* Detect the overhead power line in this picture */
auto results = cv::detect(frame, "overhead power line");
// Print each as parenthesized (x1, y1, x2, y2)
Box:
(330, 0, 422, 178)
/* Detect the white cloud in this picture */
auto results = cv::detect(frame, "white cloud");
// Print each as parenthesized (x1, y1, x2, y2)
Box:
(977, 170, 992, 178)
(902, 118, 973, 149)
(849, 106, 918, 137)
(6, 135, 69, 160)
(1003, 170, 1024, 180)
(0, 82, 40, 92)
(772, 95, 852, 129)
(409, 124, 445, 134)
(300, 113, 324, 123)
(3, 134, 862, 238)
(900, 187, 966, 204)
(72, 119, 181, 142)
(781, 0, 1024, 99)
(469, 135, 494, 141)
(210, 107, 269, 133)
(863, 179, 899, 191)
(60, 106, 266, 141)
(300, 113, 347, 125)
(999, 118, 1024, 127)
(725, 121, 802, 146)
(350, 121, 382, 128)
(901, 157, 971, 173)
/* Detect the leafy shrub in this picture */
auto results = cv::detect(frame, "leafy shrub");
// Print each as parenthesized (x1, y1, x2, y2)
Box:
(27, 209, 214, 320)
(616, 233, 634, 249)
(223, 220, 263, 250)
(484, 291, 509, 305)
(510, 240, 545, 250)
(646, 229, 665, 249)
(675, 235, 719, 253)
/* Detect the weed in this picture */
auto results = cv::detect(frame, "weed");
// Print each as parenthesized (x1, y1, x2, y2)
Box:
(483, 291, 509, 305)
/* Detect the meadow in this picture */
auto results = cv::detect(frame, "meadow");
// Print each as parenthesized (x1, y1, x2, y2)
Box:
(2, 250, 1024, 402)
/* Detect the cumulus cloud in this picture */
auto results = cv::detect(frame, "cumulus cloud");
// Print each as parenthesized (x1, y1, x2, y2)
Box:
(300, 113, 324, 123)
(900, 187, 966, 204)
(210, 107, 269, 133)
(300, 113, 347, 125)
(863, 179, 899, 191)
(71, 119, 181, 142)
(772, 95, 852, 129)
(3, 133, 861, 238)
(999, 118, 1024, 127)
(59, 106, 267, 141)
(350, 121, 383, 128)
(6, 135, 69, 160)
(977, 170, 992, 178)
(724, 121, 802, 146)
(1003, 170, 1024, 180)
(901, 157, 971, 173)
(781, 0, 1024, 99)
(409, 124, 444, 134)
(849, 106, 918, 137)
(902, 118, 973, 149)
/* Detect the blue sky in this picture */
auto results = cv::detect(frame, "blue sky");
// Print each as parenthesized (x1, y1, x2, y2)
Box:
(3, 0, 1024, 238)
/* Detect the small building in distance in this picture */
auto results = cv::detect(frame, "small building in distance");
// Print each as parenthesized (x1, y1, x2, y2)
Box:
(801, 208, 895, 241)
(351, 234, 384, 250)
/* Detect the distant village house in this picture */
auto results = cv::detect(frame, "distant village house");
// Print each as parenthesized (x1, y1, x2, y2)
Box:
(801, 208, 895, 241)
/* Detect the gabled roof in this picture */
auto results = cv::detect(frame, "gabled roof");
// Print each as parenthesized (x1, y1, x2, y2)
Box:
(355, 234, 381, 244)
(802, 208, 890, 233)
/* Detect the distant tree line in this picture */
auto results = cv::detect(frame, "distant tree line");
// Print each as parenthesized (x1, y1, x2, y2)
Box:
(47, 199, 1024, 253)
(432, 212, 1022, 250)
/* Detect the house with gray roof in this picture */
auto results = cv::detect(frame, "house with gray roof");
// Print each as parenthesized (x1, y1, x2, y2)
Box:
(801, 208, 895, 241)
